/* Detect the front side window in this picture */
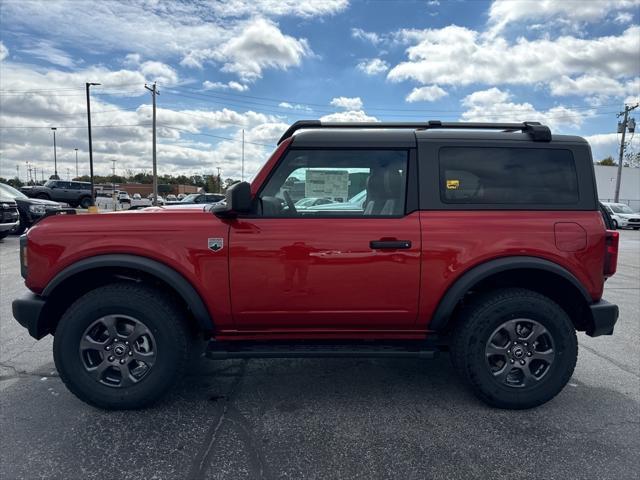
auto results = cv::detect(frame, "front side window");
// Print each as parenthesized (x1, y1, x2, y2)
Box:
(439, 147, 579, 205)
(259, 149, 408, 217)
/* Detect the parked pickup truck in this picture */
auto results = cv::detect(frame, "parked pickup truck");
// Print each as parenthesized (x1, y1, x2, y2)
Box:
(13, 120, 619, 410)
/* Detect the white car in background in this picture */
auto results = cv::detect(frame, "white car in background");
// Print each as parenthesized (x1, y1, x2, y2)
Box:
(602, 202, 640, 230)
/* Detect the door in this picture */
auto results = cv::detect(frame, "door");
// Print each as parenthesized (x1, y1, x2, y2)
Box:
(229, 148, 421, 331)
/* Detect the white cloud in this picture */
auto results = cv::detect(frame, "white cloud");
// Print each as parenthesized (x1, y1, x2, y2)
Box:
(0, 42, 8, 62)
(351, 28, 382, 45)
(387, 25, 640, 96)
(460, 87, 594, 131)
(330, 96, 364, 110)
(278, 102, 312, 112)
(320, 110, 378, 122)
(614, 12, 634, 24)
(487, 0, 640, 36)
(207, 0, 348, 19)
(0, 61, 286, 180)
(19, 40, 77, 68)
(1, 1, 319, 82)
(586, 132, 640, 163)
(357, 58, 389, 75)
(215, 18, 311, 82)
(203, 80, 249, 92)
(406, 85, 448, 102)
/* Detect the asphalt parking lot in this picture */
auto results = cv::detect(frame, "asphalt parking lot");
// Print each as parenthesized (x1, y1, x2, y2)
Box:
(1, 231, 638, 480)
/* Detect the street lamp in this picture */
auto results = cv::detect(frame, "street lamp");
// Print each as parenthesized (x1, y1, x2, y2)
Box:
(86, 82, 101, 206)
(51, 127, 58, 179)
(74, 148, 79, 179)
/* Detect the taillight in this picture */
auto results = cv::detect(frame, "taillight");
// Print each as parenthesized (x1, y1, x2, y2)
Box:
(603, 230, 619, 277)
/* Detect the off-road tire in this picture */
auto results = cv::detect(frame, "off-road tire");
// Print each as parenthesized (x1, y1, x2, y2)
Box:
(451, 288, 577, 409)
(612, 219, 618, 229)
(53, 283, 190, 410)
(79, 196, 92, 209)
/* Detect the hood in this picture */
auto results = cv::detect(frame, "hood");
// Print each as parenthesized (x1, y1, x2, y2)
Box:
(616, 213, 639, 218)
(15, 197, 61, 206)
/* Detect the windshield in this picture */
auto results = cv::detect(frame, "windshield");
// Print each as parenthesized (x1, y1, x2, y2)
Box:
(181, 193, 200, 202)
(609, 204, 634, 214)
(0, 183, 27, 199)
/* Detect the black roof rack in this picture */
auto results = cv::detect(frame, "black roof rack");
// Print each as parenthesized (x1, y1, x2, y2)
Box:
(277, 120, 552, 144)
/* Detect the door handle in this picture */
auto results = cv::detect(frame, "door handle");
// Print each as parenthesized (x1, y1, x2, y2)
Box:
(370, 240, 412, 249)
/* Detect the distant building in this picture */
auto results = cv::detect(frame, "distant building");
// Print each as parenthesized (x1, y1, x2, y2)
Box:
(594, 165, 640, 210)
(95, 183, 199, 197)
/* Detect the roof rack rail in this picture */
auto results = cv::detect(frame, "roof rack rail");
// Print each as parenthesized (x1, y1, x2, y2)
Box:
(277, 120, 552, 144)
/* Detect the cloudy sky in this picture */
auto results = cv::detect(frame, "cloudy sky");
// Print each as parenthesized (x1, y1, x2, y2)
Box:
(0, 0, 639, 181)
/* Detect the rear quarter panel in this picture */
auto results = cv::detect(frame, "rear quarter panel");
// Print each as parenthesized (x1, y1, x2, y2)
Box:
(419, 211, 606, 330)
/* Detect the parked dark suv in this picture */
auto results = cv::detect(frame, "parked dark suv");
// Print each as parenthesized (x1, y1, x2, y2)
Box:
(13, 120, 619, 411)
(0, 183, 62, 234)
(21, 180, 93, 208)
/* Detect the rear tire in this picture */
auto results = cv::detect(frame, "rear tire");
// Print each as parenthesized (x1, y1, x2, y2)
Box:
(79, 196, 92, 209)
(53, 283, 190, 410)
(451, 288, 577, 409)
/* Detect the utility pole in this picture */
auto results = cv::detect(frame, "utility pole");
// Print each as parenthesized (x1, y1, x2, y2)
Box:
(16, 164, 19, 181)
(86, 82, 101, 207)
(51, 127, 58, 179)
(216, 166, 221, 192)
(144, 82, 159, 206)
(241, 128, 245, 182)
(112, 159, 117, 211)
(67, 168, 71, 181)
(74, 148, 79, 178)
(614, 103, 639, 203)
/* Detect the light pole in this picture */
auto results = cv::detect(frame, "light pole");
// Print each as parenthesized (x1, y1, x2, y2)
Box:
(51, 127, 58, 179)
(86, 82, 101, 207)
(74, 148, 79, 179)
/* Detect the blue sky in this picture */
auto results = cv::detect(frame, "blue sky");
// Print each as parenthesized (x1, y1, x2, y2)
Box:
(0, 0, 639, 181)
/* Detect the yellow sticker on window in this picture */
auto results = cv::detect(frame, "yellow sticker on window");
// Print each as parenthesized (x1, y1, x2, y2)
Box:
(446, 180, 460, 190)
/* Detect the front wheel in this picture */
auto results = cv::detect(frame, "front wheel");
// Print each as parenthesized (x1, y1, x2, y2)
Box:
(53, 283, 190, 409)
(612, 219, 618, 229)
(451, 288, 577, 409)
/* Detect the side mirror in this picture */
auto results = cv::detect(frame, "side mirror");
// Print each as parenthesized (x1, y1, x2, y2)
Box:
(213, 181, 252, 217)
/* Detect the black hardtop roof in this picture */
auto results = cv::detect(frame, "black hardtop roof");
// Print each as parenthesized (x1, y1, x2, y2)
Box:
(288, 124, 587, 148)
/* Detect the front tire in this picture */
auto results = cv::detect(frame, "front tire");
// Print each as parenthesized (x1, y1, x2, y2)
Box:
(451, 288, 577, 409)
(53, 283, 190, 409)
(612, 219, 618, 229)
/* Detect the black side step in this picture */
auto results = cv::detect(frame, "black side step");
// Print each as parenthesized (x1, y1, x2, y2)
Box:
(205, 340, 440, 360)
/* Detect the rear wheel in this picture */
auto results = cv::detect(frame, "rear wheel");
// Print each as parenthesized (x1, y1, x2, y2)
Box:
(53, 283, 190, 409)
(451, 288, 577, 409)
(79, 196, 92, 209)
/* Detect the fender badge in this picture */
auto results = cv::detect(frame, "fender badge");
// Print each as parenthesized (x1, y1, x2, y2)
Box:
(208, 238, 224, 252)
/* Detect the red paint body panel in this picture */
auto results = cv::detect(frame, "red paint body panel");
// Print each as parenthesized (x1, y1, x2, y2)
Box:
(418, 210, 606, 330)
(25, 209, 232, 330)
(228, 214, 422, 329)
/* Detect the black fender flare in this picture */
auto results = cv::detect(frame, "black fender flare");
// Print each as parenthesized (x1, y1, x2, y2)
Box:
(429, 256, 592, 331)
(43, 254, 213, 331)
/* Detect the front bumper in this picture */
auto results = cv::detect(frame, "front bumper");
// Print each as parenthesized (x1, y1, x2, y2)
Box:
(586, 300, 618, 337)
(0, 220, 19, 232)
(12, 293, 50, 340)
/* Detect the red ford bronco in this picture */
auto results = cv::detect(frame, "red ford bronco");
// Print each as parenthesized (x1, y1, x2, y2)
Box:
(13, 120, 619, 410)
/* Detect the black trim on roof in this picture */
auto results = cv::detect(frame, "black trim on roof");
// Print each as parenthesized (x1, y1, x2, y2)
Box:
(278, 120, 552, 144)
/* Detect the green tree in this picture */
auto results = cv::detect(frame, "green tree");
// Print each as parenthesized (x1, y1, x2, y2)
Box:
(597, 156, 615, 166)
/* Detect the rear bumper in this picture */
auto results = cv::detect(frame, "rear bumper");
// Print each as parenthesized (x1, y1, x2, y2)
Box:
(12, 293, 50, 340)
(586, 300, 618, 337)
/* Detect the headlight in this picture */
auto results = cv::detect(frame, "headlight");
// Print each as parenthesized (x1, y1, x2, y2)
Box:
(29, 205, 47, 214)
(0, 203, 9, 209)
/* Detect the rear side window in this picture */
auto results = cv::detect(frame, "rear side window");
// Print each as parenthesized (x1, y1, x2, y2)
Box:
(439, 147, 579, 205)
